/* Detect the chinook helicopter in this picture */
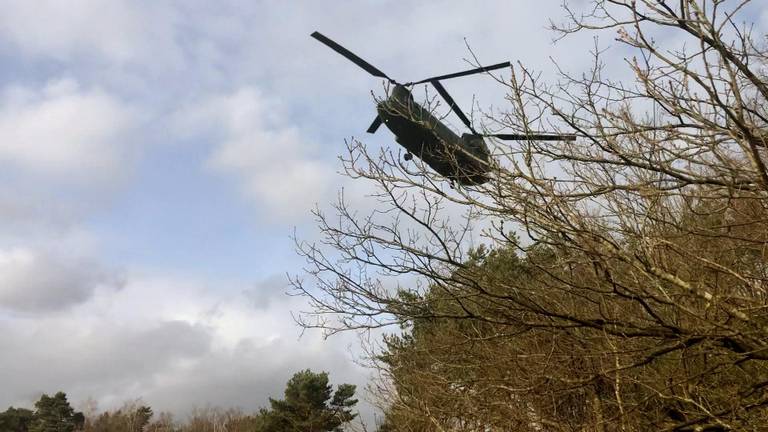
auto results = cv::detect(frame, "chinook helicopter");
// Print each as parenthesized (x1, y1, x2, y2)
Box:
(311, 31, 575, 185)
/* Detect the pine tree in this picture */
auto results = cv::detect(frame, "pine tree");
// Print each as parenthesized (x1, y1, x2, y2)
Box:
(258, 370, 357, 432)
(0, 407, 34, 432)
(29, 392, 83, 432)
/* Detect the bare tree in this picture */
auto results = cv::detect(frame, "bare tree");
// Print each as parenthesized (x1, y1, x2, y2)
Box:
(294, 1, 768, 430)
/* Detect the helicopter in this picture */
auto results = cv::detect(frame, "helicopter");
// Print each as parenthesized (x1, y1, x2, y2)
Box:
(311, 31, 575, 186)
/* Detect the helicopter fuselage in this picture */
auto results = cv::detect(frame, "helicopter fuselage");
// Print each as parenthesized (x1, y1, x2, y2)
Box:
(377, 85, 491, 185)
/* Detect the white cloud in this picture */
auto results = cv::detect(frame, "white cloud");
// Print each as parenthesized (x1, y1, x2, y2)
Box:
(0, 247, 120, 313)
(0, 0, 180, 65)
(174, 87, 333, 220)
(0, 79, 137, 181)
(0, 270, 371, 423)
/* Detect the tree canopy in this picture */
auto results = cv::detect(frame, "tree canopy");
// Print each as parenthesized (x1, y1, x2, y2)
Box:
(0, 371, 357, 432)
(28, 392, 84, 432)
(0, 407, 34, 432)
(258, 369, 358, 432)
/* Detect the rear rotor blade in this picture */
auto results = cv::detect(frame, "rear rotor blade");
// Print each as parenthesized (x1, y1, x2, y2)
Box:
(311, 31, 390, 80)
(366, 116, 383, 134)
(489, 133, 577, 141)
(430, 80, 474, 132)
(414, 61, 510, 84)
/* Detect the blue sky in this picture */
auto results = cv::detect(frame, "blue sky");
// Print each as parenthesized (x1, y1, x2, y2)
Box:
(0, 0, 664, 426)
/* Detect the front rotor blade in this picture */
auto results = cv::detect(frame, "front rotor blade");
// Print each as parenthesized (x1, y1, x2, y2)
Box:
(490, 133, 577, 141)
(431, 80, 474, 132)
(414, 61, 510, 84)
(311, 31, 390, 80)
(366, 116, 383, 134)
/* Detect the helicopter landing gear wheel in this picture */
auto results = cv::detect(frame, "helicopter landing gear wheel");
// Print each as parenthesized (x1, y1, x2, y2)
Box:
(404, 152, 413, 161)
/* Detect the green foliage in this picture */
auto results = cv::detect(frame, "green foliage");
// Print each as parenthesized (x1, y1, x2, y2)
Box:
(0, 371, 356, 432)
(257, 369, 358, 432)
(28, 392, 83, 432)
(0, 407, 34, 432)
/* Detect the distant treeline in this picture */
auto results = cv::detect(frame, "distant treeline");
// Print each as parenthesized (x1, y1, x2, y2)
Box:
(0, 370, 357, 432)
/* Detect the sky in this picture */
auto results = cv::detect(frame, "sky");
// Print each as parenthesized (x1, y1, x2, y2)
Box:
(0, 0, 700, 427)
